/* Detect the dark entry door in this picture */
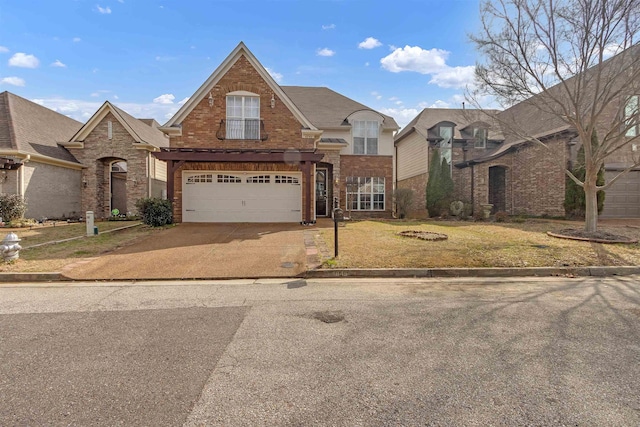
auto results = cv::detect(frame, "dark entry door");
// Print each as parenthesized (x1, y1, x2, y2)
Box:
(315, 168, 328, 216)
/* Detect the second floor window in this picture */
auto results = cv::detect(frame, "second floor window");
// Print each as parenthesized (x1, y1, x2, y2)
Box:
(439, 126, 453, 174)
(353, 121, 379, 154)
(473, 128, 487, 148)
(625, 95, 639, 137)
(226, 95, 260, 139)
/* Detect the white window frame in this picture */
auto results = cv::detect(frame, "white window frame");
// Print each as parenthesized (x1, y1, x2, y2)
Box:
(439, 125, 453, 175)
(226, 95, 260, 140)
(346, 176, 385, 211)
(625, 95, 639, 137)
(473, 127, 487, 148)
(353, 120, 379, 155)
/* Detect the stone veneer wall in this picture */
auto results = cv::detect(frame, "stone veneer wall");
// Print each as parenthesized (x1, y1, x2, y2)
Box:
(68, 112, 152, 218)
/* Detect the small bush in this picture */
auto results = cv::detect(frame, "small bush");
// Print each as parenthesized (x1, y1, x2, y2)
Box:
(494, 211, 509, 222)
(393, 188, 414, 219)
(0, 194, 27, 222)
(135, 197, 173, 227)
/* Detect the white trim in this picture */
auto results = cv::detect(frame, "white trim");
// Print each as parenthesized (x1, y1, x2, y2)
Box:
(65, 101, 141, 145)
(163, 42, 317, 131)
(0, 150, 84, 170)
(227, 90, 259, 96)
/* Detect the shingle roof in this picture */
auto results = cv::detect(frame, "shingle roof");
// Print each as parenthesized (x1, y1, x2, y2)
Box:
(281, 86, 399, 130)
(109, 103, 169, 147)
(395, 108, 504, 143)
(0, 91, 82, 163)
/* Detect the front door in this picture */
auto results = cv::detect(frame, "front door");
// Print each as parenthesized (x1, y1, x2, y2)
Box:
(315, 168, 328, 217)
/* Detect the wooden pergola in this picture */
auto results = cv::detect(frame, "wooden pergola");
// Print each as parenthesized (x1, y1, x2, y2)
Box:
(152, 148, 325, 223)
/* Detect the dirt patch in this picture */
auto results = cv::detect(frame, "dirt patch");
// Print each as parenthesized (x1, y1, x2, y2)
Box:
(398, 230, 448, 241)
(548, 229, 638, 244)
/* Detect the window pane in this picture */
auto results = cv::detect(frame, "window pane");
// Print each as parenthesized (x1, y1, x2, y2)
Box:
(366, 138, 378, 155)
(354, 137, 365, 154)
(626, 96, 638, 137)
(353, 121, 365, 137)
(366, 121, 379, 138)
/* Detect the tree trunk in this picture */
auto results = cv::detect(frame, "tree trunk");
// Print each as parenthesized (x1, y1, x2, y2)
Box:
(584, 174, 598, 233)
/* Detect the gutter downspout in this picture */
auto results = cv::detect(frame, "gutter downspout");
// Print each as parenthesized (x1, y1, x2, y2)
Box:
(471, 164, 475, 215)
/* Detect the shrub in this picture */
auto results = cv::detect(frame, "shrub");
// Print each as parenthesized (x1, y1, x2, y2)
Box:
(426, 149, 454, 217)
(393, 188, 414, 219)
(564, 131, 605, 218)
(0, 194, 27, 222)
(135, 197, 173, 227)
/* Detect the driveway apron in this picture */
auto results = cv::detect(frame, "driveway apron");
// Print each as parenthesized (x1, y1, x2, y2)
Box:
(62, 223, 308, 280)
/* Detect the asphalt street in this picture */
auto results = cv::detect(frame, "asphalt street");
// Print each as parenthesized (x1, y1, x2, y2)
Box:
(0, 276, 639, 426)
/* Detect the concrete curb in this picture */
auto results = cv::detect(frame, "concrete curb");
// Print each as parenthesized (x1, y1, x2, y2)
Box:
(1, 266, 640, 283)
(304, 266, 640, 279)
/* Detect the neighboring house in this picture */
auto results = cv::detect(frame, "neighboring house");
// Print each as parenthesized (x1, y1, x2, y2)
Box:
(396, 48, 640, 219)
(62, 102, 169, 219)
(155, 42, 398, 223)
(0, 91, 83, 220)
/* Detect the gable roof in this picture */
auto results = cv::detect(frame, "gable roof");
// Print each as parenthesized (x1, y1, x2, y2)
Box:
(0, 91, 82, 164)
(395, 108, 503, 143)
(163, 42, 316, 131)
(66, 101, 169, 148)
(281, 86, 399, 131)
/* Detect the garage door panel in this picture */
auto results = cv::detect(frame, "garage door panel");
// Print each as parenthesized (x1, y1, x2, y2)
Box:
(601, 170, 640, 218)
(182, 171, 302, 222)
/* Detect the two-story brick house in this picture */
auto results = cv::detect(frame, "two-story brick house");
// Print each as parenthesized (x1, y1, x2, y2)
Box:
(396, 46, 640, 219)
(156, 42, 398, 223)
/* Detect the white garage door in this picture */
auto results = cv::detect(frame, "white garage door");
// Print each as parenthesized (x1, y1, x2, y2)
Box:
(182, 171, 302, 222)
(601, 170, 640, 218)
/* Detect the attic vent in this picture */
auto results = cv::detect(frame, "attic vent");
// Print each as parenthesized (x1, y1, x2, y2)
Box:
(108, 121, 113, 140)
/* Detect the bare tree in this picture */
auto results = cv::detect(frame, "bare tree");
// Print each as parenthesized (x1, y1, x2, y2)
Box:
(470, 0, 640, 232)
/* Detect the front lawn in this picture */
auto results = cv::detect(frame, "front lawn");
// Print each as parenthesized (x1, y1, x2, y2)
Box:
(0, 221, 157, 273)
(316, 219, 640, 268)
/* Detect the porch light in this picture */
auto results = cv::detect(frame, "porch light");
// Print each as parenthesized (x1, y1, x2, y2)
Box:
(270, 93, 276, 109)
(82, 179, 88, 188)
(208, 92, 214, 107)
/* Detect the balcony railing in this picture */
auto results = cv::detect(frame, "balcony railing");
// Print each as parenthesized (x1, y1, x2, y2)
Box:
(216, 119, 269, 141)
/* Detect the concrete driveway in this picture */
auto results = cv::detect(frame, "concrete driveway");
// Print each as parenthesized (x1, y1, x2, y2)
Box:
(62, 223, 310, 280)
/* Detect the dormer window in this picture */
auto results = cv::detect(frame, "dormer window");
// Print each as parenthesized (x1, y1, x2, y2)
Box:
(625, 95, 639, 137)
(353, 121, 379, 155)
(439, 125, 453, 174)
(226, 94, 260, 140)
(473, 128, 487, 148)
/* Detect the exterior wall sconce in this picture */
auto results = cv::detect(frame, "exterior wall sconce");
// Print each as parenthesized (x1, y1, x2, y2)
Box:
(0, 171, 7, 183)
(270, 93, 276, 109)
(208, 92, 214, 107)
(82, 180, 88, 188)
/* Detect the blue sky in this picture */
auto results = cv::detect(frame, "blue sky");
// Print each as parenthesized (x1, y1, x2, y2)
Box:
(0, 0, 483, 128)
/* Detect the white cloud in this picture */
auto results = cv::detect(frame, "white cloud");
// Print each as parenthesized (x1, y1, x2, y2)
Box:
(266, 67, 283, 83)
(429, 65, 476, 89)
(381, 45, 448, 74)
(379, 107, 421, 129)
(429, 100, 451, 108)
(317, 48, 335, 57)
(381, 45, 476, 89)
(113, 95, 119, 100)
(0, 77, 25, 87)
(155, 55, 176, 62)
(153, 93, 175, 104)
(96, 5, 111, 14)
(117, 0, 124, 3)
(603, 43, 623, 59)
(0, 46, 9, 53)
(322, 24, 335, 30)
(31, 96, 181, 124)
(178, 97, 189, 105)
(51, 59, 66, 68)
(8, 52, 40, 68)
(371, 91, 382, 100)
(365, 62, 370, 67)
(73, 37, 81, 43)
(90, 92, 99, 97)
(358, 37, 382, 49)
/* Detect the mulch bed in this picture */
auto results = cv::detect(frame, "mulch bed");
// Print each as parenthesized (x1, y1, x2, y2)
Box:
(398, 230, 448, 241)
(547, 228, 638, 244)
